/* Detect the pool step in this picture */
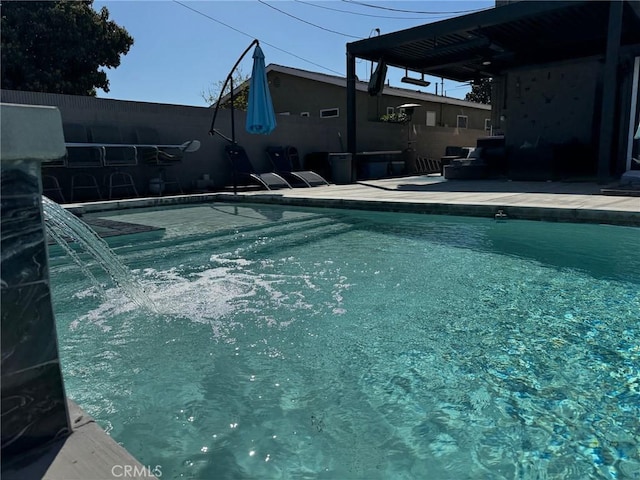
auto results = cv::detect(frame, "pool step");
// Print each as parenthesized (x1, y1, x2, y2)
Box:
(230, 220, 354, 259)
(112, 215, 352, 264)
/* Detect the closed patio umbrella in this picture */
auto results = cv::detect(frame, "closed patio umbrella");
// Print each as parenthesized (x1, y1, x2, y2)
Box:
(246, 45, 277, 135)
(209, 39, 277, 194)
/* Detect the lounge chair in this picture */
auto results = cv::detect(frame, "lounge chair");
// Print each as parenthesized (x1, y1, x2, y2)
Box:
(224, 144, 292, 190)
(416, 155, 441, 174)
(266, 146, 329, 187)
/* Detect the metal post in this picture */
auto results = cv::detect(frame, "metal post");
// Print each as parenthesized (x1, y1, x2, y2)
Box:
(230, 77, 235, 145)
(230, 76, 237, 194)
(597, 0, 623, 182)
(626, 56, 640, 172)
(346, 51, 357, 182)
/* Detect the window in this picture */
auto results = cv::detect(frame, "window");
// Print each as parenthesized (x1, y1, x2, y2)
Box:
(456, 115, 468, 129)
(386, 106, 395, 116)
(300, 112, 310, 117)
(426, 110, 436, 127)
(320, 108, 339, 118)
(484, 118, 491, 132)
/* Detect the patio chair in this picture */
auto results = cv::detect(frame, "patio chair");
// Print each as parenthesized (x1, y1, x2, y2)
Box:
(266, 146, 329, 187)
(63, 123, 104, 201)
(42, 175, 66, 203)
(88, 125, 139, 199)
(224, 144, 292, 190)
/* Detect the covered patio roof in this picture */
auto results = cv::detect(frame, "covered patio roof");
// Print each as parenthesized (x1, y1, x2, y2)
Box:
(347, 0, 640, 83)
(345, 1, 640, 181)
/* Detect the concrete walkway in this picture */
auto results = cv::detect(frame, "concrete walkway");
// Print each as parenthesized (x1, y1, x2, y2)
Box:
(66, 176, 640, 226)
(213, 176, 640, 226)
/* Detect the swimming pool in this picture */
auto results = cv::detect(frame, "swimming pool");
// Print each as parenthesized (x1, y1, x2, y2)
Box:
(50, 203, 639, 479)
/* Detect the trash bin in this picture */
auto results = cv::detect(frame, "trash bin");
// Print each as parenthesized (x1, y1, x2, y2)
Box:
(148, 177, 165, 195)
(329, 153, 352, 184)
(403, 147, 417, 174)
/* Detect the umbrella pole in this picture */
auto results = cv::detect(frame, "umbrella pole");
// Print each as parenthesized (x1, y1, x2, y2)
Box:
(206, 38, 267, 196)
(230, 77, 236, 145)
(231, 77, 237, 194)
(208, 39, 259, 136)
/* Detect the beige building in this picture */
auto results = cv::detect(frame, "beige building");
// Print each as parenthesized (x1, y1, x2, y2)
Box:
(265, 64, 491, 132)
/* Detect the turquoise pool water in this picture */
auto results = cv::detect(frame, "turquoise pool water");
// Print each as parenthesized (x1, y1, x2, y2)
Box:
(50, 204, 640, 479)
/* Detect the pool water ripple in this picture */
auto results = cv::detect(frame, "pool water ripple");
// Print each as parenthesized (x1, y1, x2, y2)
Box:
(50, 204, 640, 479)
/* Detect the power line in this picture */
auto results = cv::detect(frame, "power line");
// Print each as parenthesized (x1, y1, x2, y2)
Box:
(257, 0, 362, 39)
(341, 0, 489, 15)
(172, 0, 252, 41)
(293, 0, 453, 20)
(172, 0, 344, 76)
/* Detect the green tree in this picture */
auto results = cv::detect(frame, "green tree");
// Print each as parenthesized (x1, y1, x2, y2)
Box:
(465, 78, 492, 104)
(201, 69, 250, 110)
(1, 1, 133, 96)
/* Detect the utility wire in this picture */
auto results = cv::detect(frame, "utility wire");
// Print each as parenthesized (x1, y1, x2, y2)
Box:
(172, 0, 344, 76)
(257, 0, 362, 39)
(173, 0, 251, 42)
(342, 0, 489, 15)
(293, 0, 453, 20)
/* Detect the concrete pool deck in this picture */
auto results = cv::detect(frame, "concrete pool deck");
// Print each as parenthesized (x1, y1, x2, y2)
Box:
(2, 400, 158, 480)
(66, 176, 640, 227)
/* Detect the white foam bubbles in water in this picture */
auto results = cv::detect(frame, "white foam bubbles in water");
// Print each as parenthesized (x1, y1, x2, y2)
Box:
(73, 254, 332, 338)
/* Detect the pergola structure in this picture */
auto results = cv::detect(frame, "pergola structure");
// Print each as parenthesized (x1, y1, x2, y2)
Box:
(346, 0, 640, 181)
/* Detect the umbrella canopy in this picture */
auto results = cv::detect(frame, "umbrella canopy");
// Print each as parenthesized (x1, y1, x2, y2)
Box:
(246, 45, 277, 135)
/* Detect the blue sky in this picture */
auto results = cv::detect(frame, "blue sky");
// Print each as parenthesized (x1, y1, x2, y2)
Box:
(93, 0, 495, 107)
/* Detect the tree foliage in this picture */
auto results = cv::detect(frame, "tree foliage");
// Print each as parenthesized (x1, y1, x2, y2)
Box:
(465, 78, 492, 104)
(1, 1, 133, 96)
(201, 69, 250, 111)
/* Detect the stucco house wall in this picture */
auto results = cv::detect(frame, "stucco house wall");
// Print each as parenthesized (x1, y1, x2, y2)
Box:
(266, 66, 491, 132)
(492, 58, 600, 148)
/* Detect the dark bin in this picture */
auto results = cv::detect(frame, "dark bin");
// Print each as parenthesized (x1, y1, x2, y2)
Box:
(329, 153, 353, 184)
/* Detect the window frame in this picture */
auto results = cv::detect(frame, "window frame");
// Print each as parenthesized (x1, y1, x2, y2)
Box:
(456, 115, 469, 129)
(426, 110, 436, 127)
(320, 107, 339, 118)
